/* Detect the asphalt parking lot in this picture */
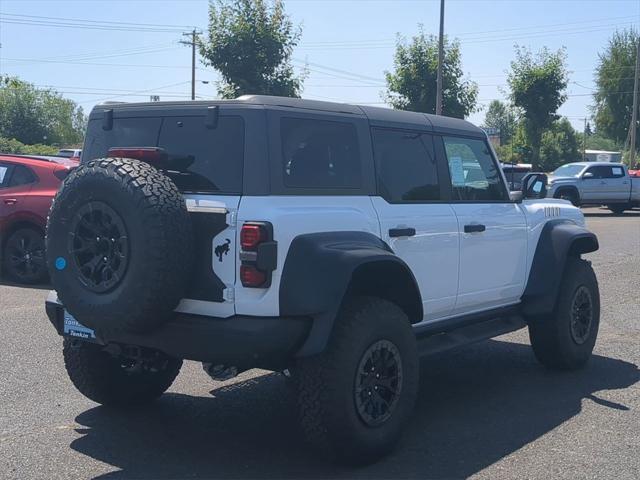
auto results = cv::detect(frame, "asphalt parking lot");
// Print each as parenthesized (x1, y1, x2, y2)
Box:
(1, 207, 639, 480)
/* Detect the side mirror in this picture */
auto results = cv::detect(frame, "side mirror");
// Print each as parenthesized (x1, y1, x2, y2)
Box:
(521, 173, 548, 199)
(509, 191, 523, 202)
(582, 172, 594, 179)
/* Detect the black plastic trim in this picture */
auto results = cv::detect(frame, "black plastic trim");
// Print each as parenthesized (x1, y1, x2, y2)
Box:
(46, 301, 311, 371)
(521, 220, 599, 317)
(279, 231, 422, 356)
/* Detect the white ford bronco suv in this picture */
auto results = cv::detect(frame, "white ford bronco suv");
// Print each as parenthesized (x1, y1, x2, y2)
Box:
(45, 96, 600, 464)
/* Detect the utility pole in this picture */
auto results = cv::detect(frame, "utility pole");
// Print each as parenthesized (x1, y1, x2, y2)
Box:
(630, 37, 640, 167)
(180, 29, 198, 101)
(435, 0, 445, 116)
(583, 117, 587, 161)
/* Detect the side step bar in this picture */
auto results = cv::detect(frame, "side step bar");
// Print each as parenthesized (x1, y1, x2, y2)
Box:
(416, 315, 527, 357)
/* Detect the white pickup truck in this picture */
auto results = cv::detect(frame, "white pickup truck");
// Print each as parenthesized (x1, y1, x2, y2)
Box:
(547, 161, 640, 213)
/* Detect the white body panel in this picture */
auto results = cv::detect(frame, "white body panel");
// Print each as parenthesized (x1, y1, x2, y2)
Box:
(371, 198, 459, 321)
(449, 203, 528, 315)
(234, 196, 380, 317)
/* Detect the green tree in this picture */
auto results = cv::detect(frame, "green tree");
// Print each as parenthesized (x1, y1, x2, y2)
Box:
(539, 118, 580, 171)
(198, 0, 304, 99)
(0, 76, 85, 146)
(593, 29, 638, 144)
(384, 27, 478, 118)
(483, 100, 519, 144)
(507, 46, 569, 170)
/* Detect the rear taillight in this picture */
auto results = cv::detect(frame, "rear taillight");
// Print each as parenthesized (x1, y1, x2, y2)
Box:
(239, 222, 276, 288)
(240, 224, 266, 250)
(240, 265, 267, 287)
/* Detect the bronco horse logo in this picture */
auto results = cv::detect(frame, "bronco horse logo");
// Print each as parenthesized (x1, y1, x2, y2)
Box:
(214, 238, 231, 262)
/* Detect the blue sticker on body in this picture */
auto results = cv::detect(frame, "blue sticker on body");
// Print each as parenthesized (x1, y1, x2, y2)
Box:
(55, 257, 67, 270)
(63, 311, 96, 340)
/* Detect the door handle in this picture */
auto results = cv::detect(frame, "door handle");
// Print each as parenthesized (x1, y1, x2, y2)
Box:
(3, 199, 17, 205)
(464, 224, 486, 233)
(389, 227, 416, 237)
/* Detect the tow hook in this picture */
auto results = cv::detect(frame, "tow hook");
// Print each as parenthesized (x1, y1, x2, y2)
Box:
(202, 362, 239, 381)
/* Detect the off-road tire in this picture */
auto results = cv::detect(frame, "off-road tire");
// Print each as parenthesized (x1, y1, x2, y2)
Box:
(558, 189, 580, 207)
(46, 158, 193, 333)
(608, 204, 627, 214)
(2, 227, 48, 284)
(63, 338, 182, 406)
(529, 257, 600, 370)
(295, 296, 419, 465)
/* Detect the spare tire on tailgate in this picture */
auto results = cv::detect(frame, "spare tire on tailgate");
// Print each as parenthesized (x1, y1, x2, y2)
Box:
(46, 157, 193, 333)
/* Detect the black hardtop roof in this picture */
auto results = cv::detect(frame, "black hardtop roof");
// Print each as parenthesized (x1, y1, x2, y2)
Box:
(90, 95, 485, 137)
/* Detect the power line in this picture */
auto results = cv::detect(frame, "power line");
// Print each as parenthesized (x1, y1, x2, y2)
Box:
(0, 12, 197, 29)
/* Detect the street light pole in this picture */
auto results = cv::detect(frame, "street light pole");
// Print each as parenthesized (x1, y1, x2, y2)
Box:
(435, 0, 445, 116)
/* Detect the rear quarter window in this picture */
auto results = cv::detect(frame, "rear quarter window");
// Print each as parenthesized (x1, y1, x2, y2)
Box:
(281, 117, 361, 189)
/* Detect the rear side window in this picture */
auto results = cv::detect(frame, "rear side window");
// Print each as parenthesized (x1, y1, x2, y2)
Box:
(281, 117, 361, 189)
(442, 136, 507, 201)
(8, 165, 36, 187)
(611, 166, 625, 177)
(157, 116, 244, 194)
(372, 128, 440, 202)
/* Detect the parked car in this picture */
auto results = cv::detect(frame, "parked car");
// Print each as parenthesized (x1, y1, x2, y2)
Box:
(0, 154, 77, 283)
(547, 162, 640, 213)
(56, 148, 82, 161)
(501, 162, 532, 191)
(45, 96, 599, 464)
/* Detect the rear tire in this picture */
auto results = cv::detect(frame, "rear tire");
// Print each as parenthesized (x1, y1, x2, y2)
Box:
(2, 227, 48, 284)
(295, 297, 419, 465)
(63, 338, 182, 407)
(608, 204, 627, 214)
(528, 257, 600, 370)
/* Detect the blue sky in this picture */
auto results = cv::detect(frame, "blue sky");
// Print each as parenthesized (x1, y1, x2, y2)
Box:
(1, 0, 638, 131)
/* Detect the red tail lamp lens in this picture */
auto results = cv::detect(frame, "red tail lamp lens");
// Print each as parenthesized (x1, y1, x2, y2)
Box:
(240, 224, 266, 250)
(240, 265, 266, 287)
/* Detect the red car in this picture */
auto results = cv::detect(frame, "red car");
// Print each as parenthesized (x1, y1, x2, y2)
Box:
(0, 154, 77, 283)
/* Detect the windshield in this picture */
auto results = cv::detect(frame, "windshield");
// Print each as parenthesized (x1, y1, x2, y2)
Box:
(552, 164, 585, 177)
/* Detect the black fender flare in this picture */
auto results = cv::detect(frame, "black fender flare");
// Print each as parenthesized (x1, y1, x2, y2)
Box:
(521, 220, 599, 317)
(279, 231, 422, 357)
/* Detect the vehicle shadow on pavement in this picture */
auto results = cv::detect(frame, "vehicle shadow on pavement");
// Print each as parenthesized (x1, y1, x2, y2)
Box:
(70, 339, 640, 480)
(582, 210, 640, 218)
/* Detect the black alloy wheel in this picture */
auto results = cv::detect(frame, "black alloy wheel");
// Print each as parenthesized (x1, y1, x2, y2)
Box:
(68, 201, 129, 293)
(3, 228, 47, 284)
(569, 285, 594, 345)
(355, 339, 403, 427)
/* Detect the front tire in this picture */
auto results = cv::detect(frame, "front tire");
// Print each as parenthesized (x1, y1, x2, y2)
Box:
(295, 297, 419, 465)
(63, 338, 182, 407)
(558, 189, 580, 207)
(608, 204, 627, 214)
(528, 257, 600, 370)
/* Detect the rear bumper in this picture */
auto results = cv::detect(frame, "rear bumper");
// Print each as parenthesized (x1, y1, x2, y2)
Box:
(45, 301, 311, 370)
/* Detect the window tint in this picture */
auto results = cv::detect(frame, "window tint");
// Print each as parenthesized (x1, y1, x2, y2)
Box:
(8, 165, 36, 187)
(0, 164, 8, 186)
(84, 115, 245, 194)
(372, 128, 440, 202)
(611, 166, 625, 177)
(157, 116, 244, 194)
(585, 165, 612, 179)
(281, 117, 361, 189)
(443, 136, 507, 201)
(84, 117, 163, 161)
